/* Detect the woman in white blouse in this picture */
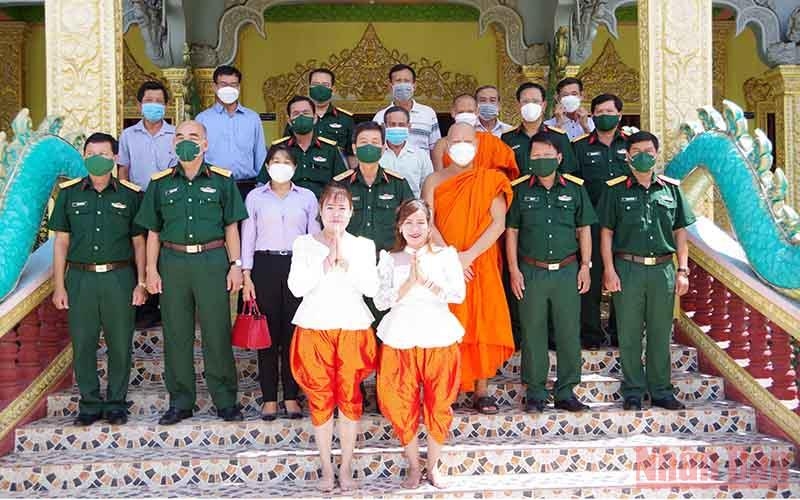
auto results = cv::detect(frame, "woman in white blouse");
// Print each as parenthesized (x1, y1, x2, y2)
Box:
(287, 182, 379, 492)
(374, 199, 466, 489)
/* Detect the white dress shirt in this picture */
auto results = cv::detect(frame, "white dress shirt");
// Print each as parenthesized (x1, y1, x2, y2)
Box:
(288, 233, 378, 330)
(476, 118, 513, 137)
(373, 100, 441, 152)
(544, 116, 595, 140)
(374, 246, 465, 349)
(379, 143, 434, 198)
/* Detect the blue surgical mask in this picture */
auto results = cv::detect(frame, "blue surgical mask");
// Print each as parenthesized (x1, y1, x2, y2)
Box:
(385, 127, 409, 146)
(392, 83, 414, 102)
(142, 102, 165, 122)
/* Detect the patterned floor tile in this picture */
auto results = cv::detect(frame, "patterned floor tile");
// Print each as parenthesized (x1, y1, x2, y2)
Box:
(16, 401, 756, 453)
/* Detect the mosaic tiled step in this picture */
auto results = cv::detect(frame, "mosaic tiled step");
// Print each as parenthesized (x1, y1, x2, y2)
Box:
(48, 372, 723, 418)
(2, 470, 798, 498)
(94, 344, 698, 387)
(0, 433, 792, 492)
(16, 401, 756, 453)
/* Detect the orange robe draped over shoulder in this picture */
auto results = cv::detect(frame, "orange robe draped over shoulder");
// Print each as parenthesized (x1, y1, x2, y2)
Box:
(434, 166, 515, 391)
(443, 131, 520, 176)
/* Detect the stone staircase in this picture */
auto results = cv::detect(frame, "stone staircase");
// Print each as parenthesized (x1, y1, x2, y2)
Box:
(0, 327, 798, 498)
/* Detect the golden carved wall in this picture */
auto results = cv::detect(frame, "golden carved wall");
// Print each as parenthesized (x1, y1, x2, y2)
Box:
(577, 39, 640, 116)
(638, 0, 714, 217)
(123, 42, 169, 122)
(494, 26, 527, 126)
(45, 0, 123, 136)
(261, 23, 478, 131)
(0, 22, 28, 133)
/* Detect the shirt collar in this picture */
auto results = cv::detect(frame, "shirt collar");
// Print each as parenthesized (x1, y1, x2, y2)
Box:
(81, 176, 118, 192)
(352, 166, 389, 185)
(287, 134, 322, 148)
(529, 173, 565, 188)
(390, 100, 417, 114)
(173, 163, 212, 179)
(213, 102, 244, 114)
(626, 174, 663, 189)
(133, 119, 175, 137)
(263, 181, 300, 194)
(589, 128, 626, 145)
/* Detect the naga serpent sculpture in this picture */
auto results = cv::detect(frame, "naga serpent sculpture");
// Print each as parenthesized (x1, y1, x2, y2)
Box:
(666, 100, 800, 300)
(0, 109, 86, 301)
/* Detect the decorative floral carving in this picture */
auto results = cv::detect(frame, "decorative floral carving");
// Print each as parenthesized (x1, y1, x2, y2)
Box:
(0, 23, 28, 134)
(494, 27, 526, 126)
(576, 39, 640, 113)
(123, 41, 167, 121)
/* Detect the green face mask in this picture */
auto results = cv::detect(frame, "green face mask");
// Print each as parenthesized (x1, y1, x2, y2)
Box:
(309, 85, 333, 103)
(291, 115, 315, 134)
(630, 152, 657, 172)
(594, 114, 620, 131)
(84, 155, 115, 176)
(356, 144, 383, 164)
(175, 140, 201, 162)
(528, 157, 559, 177)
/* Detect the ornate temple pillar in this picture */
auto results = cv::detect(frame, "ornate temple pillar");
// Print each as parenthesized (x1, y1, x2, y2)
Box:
(161, 68, 189, 123)
(45, 0, 123, 136)
(193, 68, 217, 110)
(521, 65, 549, 85)
(0, 22, 28, 133)
(638, 0, 714, 217)
(763, 66, 800, 208)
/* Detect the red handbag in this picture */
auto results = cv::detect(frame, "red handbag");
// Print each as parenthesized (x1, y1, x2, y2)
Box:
(232, 300, 272, 349)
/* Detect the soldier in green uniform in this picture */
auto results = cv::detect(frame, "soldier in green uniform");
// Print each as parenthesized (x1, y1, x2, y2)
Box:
(282, 68, 355, 166)
(334, 121, 415, 252)
(135, 120, 248, 425)
(259, 95, 347, 199)
(598, 131, 695, 411)
(502, 82, 577, 176)
(50, 132, 148, 426)
(506, 132, 595, 413)
(572, 94, 629, 348)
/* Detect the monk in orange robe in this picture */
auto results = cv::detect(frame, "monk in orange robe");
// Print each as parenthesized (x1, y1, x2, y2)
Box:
(432, 94, 519, 173)
(422, 122, 518, 414)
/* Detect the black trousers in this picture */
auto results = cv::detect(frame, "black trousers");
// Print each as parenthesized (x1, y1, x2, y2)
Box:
(251, 252, 300, 402)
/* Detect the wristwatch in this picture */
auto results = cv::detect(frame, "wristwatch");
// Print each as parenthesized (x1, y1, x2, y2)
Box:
(677, 267, 689, 276)
(580, 261, 592, 269)
(230, 259, 242, 267)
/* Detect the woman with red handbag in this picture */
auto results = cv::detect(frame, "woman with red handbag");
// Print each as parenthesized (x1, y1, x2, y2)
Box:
(374, 199, 465, 489)
(287, 182, 379, 492)
(241, 145, 320, 421)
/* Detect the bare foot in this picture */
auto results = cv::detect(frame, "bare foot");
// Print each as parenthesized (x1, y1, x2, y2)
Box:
(338, 466, 358, 491)
(428, 468, 446, 489)
(401, 467, 422, 489)
(318, 467, 335, 493)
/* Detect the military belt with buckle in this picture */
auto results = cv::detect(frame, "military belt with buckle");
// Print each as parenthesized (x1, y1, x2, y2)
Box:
(162, 239, 226, 254)
(521, 254, 577, 271)
(615, 253, 674, 266)
(68, 261, 130, 273)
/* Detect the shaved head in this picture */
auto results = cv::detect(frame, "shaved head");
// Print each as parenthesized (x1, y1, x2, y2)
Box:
(452, 94, 477, 115)
(176, 120, 207, 139)
(447, 122, 477, 143)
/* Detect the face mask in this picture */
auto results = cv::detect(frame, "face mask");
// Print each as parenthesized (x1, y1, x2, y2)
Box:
(84, 155, 114, 176)
(216, 86, 239, 105)
(448, 142, 477, 166)
(291, 115, 314, 134)
(561, 95, 581, 113)
(142, 102, 165, 122)
(356, 144, 383, 163)
(478, 103, 499, 120)
(595, 114, 621, 131)
(392, 83, 414, 102)
(630, 152, 657, 172)
(175, 140, 201, 162)
(309, 84, 333, 103)
(521, 102, 543, 122)
(529, 158, 559, 177)
(385, 127, 409, 146)
(454, 112, 478, 127)
(268, 162, 295, 183)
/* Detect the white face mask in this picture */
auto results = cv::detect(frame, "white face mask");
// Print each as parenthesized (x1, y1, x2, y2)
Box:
(448, 142, 477, 166)
(561, 95, 581, 113)
(268, 162, 294, 183)
(521, 102, 543, 122)
(454, 112, 479, 128)
(216, 86, 240, 105)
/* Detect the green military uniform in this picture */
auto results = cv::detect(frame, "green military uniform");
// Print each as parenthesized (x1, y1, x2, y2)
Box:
(135, 163, 247, 412)
(48, 176, 144, 415)
(572, 130, 630, 346)
(507, 172, 597, 403)
(257, 134, 347, 199)
(282, 106, 355, 156)
(598, 174, 696, 401)
(501, 124, 577, 176)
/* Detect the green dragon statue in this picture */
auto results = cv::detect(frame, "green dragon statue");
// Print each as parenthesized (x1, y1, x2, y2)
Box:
(666, 100, 800, 300)
(0, 109, 86, 302)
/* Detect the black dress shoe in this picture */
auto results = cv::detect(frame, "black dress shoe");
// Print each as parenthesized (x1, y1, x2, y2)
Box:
(525, 399, 546, 413)
(218, 406, 244, 422)
(73, 413, 102, 426)
(261, 412, 277, 422)
(622, 396, 642, 411)
(286, 411, 304, 420)
(554, 397, 590, 412)
(106, 409, 128, 425)
(158, 407, 192, 425)
(651, 396, 686, 411)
